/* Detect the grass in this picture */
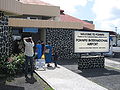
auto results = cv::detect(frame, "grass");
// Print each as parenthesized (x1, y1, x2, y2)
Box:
(105, 66, 120, 71)
(44, 88, 54, 90)
(33, 73, 54, 90)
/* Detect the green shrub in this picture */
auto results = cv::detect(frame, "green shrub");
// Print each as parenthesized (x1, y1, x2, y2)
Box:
(0, 53, 25, 78)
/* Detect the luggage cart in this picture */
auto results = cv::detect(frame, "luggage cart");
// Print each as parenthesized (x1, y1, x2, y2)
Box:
(35, 59, 46, 70)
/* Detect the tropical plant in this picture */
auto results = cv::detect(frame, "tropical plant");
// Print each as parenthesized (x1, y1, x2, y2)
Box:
(0, 53, 25, 78)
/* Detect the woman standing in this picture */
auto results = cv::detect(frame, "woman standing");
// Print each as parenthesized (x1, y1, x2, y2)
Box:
(35, 40, 42, 59)
(45, 42, 53, 67)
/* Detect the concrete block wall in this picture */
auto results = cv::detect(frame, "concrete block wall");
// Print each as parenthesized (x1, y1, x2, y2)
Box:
(46, 28, 80, 60)
(78, 56, 104, 69)
(0, 11, 13, 59)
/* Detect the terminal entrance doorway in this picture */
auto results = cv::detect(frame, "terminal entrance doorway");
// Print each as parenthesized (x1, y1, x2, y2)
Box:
(12, 27, 45, 44)
(12, 27, 46, 54)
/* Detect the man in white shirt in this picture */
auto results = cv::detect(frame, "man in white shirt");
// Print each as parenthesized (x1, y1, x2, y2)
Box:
(23, 37, 34, 79)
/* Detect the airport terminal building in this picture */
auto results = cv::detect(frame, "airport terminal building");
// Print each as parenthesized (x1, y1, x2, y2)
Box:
(0, 0, 96, 59)
(1, 0, 117, 63)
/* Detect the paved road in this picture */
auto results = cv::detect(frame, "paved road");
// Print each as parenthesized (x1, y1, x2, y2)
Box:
(107, 57, 120, 62)
(58, 58, 120, 90)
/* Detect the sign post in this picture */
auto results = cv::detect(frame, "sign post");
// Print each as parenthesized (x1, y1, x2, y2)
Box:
(74, 31, 109, 69)
(74, 31, 109, 53)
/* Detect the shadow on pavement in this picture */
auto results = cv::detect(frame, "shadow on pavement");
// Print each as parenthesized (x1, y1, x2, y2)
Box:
(58, 58, 120, 78)
(58, 59, 78, 65)
(0, 85, 24, 90)
(79, 67, 120, 77)
(25, 76, 37, 84)
(47, 66, 56, 70)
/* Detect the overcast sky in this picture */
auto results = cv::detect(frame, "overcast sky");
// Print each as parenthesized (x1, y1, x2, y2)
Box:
(41, 0, 120, 33)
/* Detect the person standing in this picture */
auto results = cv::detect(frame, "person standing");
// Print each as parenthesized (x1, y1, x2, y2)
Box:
(23, 37, 34, 78)
(52, 49, 58, 67)
(35, 40, 42, 59)
(41, 41, 45, 54)
(44, 42, 52, 67)
(12, 40, 19, 55)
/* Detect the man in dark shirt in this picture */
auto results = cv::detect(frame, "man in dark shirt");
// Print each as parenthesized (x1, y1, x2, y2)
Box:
(41, 41, 45, 54)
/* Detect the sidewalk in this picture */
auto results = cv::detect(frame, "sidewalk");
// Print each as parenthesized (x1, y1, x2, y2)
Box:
(35, 64, 107, 90)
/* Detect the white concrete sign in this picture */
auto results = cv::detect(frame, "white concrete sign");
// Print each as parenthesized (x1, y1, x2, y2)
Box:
(74, 31, 109, 53)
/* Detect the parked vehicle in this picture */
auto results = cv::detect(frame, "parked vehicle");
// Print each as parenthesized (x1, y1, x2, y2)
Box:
(104, 46, 120, 57)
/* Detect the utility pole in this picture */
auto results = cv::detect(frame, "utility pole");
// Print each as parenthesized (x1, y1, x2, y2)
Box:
(115, 27, 117, 33)
(115, 27, 117, 46)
